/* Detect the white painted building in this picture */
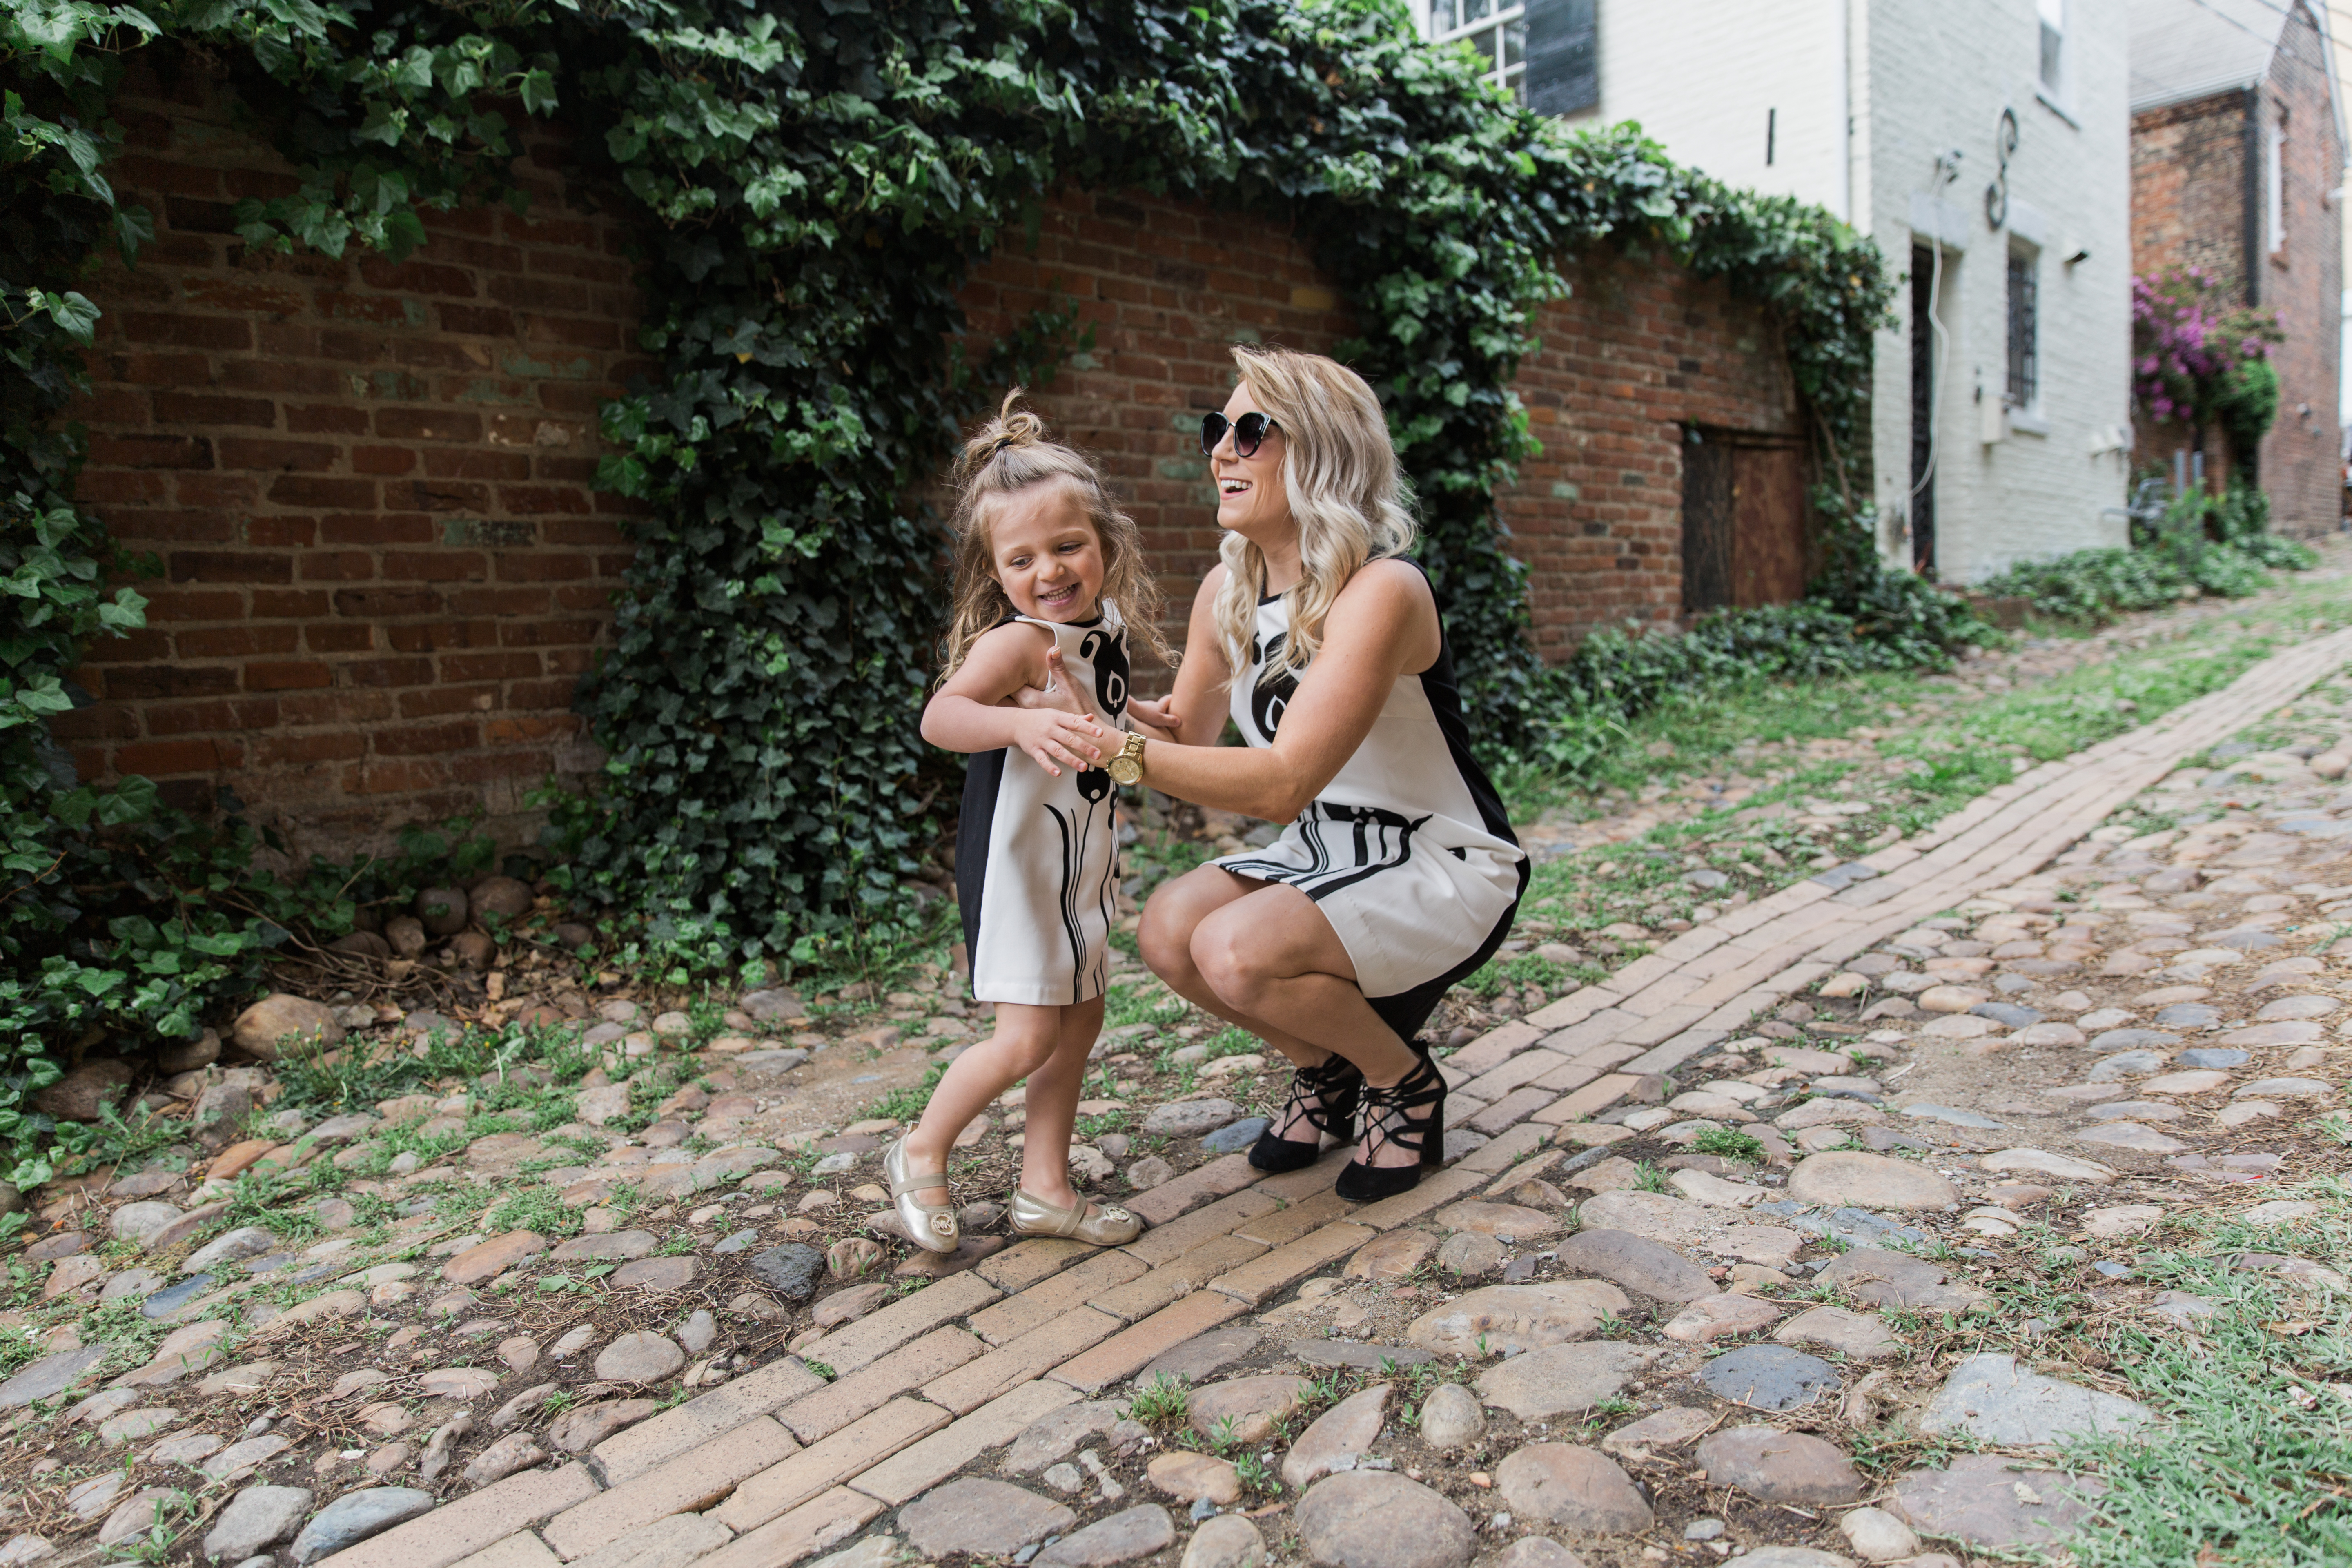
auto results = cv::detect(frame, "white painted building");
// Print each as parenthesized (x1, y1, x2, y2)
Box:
(1417, 0, 2137, 583)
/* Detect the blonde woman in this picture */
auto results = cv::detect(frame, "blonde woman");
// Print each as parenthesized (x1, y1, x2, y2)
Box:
(1060, 345, 1527, 1200)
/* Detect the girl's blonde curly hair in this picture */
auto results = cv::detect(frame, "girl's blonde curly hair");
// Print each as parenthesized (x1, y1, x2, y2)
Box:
(938, 391, 1172, 682)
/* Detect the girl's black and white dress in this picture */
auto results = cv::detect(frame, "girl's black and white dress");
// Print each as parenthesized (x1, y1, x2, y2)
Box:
(957, 606, 1131, 1007)
(1214, 575, 1527, 1038)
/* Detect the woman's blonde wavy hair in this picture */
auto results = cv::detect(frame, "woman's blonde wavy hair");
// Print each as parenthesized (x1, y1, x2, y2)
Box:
(1212, 344, 1417, 682)
(938, 391, 1171, 684)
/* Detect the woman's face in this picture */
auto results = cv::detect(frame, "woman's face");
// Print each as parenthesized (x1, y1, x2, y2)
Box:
(1211, 381, 1291, 543)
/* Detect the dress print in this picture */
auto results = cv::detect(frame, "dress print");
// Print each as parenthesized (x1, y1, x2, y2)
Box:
(1212, 572, 1526, 1040)
(957, 606, 1131, 1007)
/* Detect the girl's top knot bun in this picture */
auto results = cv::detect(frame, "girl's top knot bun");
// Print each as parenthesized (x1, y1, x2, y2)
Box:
(953, 390, 1049, 484)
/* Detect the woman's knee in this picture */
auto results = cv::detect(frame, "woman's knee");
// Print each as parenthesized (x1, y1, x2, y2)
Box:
(1139, 879, 1209, 980)
(1190, 918, 1274, 1011)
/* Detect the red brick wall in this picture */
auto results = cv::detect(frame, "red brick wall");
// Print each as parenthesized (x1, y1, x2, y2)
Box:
(2252, 1, 2343, 534)
(65, 158, 1800, 846)
(2132, 90, 2254, 289)
(57, 73, 649, 852)
(956, 189, 1355, 677)
(2129, 0, 2345, 534)
(967, 192, 1800, 669)
(1507, 262, 1800, 654)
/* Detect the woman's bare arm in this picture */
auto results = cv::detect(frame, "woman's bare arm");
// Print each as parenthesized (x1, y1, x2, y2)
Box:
(1138, 559, 1439, 822)
(1147, 566, 1241, 747)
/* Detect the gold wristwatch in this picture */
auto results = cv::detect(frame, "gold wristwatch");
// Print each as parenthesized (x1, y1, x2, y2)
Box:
(1106, 730, 1147, 786)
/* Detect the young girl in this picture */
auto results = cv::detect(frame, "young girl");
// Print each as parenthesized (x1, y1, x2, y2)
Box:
(886, 395, 1172, 1252)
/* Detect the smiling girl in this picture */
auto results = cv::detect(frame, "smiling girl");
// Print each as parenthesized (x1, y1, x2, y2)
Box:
(883, 395, 1172, 1253)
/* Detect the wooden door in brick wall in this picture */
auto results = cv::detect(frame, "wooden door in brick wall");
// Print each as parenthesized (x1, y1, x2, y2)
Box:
(1679, 427, 1809, 612)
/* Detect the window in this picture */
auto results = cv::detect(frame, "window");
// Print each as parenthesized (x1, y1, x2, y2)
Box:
(2037, 0, 2065, 93)
(2269, 122, 2287, 254)
(1428, 0, 1530, 102)
(2006, 249, 2039, 409)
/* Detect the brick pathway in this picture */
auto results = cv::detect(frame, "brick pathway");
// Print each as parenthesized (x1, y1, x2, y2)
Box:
(320, 625, 2352, 1568)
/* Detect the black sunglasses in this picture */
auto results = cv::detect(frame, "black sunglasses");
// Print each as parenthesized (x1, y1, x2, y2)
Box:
(1201, 410, 1281, 458)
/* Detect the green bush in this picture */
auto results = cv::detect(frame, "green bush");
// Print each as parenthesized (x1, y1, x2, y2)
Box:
(1976, 479, 2315, 625)
(1526, 553, 1991, 777)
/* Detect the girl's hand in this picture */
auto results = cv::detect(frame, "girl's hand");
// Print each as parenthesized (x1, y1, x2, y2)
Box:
(1014, 708, 1106, 778)
(1126, 694, 1181, 733)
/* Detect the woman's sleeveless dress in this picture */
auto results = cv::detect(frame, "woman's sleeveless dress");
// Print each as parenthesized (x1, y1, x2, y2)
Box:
(1212, 579, 1526, 1038)
(957, 605, 1132, 1007)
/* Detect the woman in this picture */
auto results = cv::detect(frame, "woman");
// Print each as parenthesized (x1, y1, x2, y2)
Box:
(1105, 345, 1528, 1200)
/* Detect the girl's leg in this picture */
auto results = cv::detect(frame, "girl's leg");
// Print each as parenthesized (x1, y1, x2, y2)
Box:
(898, 1002, 1063, 1205)
(1016, 996, 1105, 1212)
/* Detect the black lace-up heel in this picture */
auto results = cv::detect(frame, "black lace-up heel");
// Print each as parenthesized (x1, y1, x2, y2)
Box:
(1249, 1054, 1364, 1173)
(1334, 1041, 1446, 1202)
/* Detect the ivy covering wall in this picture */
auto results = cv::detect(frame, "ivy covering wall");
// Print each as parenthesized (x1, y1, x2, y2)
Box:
(2, 0, 1898, 1100)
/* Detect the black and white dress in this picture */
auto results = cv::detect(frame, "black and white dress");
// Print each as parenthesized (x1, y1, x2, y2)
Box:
(1213, 575, 1527, 1038)
(956, 606, 1131, 1007)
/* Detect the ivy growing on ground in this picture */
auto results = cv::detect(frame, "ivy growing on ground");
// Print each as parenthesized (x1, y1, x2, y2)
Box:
(3, 0, 1921, 1180)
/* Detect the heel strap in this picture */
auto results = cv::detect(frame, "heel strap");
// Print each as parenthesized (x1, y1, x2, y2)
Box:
(1359, 1054, 1444, 1165)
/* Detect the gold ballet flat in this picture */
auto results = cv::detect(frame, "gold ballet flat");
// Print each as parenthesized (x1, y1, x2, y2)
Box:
(884, 1136, 960, 1255)
(1008, 1188, 1142, 1246)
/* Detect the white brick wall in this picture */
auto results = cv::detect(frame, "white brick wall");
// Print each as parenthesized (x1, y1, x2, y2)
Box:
(1858, 0, 2135, 581)
(1502, 0, 2136, 581)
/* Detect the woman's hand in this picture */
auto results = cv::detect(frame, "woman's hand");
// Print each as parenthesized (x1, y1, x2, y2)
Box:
(1013, 708, 1106, 778)
(1007, 646, 1089, 716)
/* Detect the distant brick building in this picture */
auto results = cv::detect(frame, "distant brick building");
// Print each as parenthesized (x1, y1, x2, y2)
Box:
(2130, 0, 2347, 532)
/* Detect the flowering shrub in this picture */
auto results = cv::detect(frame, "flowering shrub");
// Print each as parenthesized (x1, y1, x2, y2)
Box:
(2132, 269, 2283, 447)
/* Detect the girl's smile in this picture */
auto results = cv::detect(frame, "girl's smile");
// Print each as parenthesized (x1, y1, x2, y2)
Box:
(989, 480, 1107, 623)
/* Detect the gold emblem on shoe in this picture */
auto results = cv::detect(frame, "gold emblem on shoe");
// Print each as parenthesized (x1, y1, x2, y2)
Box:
(1008, 1188, 1143, 1246)
(884, 1135, 960, 1255)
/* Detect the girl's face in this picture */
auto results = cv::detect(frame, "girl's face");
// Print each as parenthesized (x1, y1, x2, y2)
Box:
(1211, 381, 1291, 543)
(989, 480, 1107, 623)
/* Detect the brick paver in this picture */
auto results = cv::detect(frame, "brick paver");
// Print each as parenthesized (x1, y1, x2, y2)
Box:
(1207, 1222, 1375, 1304)
(543, 1417, 799, 1559)
(592, 1355, 827, 1483)
(1047, 1288, 1252, 1392)
(693, 1488, 882, 1568)
(776, 1326, 984, 1442)
(922, 1306, 1121, 1413)
(314, 1462, 600, 1568)
(968, 1249, 1148, 1345)
(847, 1380, 1078, 1504)
(451, 1535, 561, 1568)
(713, 1399, 950, 1532)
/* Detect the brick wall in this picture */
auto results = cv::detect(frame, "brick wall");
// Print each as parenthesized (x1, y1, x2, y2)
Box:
(2252, 2, 2343, 534)
(2129, 0, 2345, 534)
(968, 192, 1801, 669)
(2132, 91, 2254, 289)
(56, 71, 649, 853)
(66, 150, 1800, 847)
(1506, 263, 1800, 653)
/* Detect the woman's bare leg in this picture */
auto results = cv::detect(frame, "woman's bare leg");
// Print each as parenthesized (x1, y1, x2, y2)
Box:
(1140, 866, 1421, 1168)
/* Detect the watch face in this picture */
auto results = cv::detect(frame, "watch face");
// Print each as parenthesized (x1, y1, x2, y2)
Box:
(1108, 758, 1141, 786)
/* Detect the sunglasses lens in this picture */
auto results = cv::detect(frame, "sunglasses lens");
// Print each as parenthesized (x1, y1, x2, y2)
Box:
(1200, 413, 1227, 456)
(1234, 412, 1268, 457)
